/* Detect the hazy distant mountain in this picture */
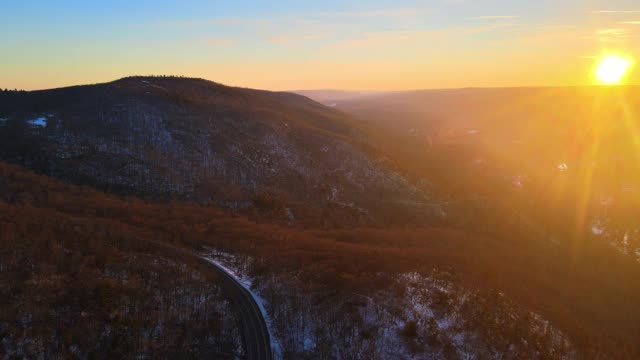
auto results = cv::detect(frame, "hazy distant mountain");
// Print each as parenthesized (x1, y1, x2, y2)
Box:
(0, 76, 435, 225)
(302, 86, 640, 132)
(293, 89, 386, 105)
(304, 86, 640, 263)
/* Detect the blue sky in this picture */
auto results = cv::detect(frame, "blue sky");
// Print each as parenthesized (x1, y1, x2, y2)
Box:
(1, 0, 639, 90)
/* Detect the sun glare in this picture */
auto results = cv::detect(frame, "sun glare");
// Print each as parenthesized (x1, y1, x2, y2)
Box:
(596, 55, 633, 85)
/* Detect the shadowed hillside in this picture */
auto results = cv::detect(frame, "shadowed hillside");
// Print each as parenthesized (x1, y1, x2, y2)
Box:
(0, 77, 436, 227)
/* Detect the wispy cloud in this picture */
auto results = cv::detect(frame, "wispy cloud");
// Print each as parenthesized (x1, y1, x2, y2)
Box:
(592, 10, 640, 14)
(467, 22, 519, 33)
(472, 15, 520, 20)
(160, 8, 426, 29)
(270, 34, 327, 44)
(586, 27, 636, 42)
(621, 21, 640, 24)
(597, 28, 629, 36)
(321, 8, 425, 18)
(332, 30, 429, 48)
(160, 17, 270, 29)
(333, 21, 519, 49)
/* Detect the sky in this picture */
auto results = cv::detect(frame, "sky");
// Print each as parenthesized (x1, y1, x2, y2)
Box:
(1, 0, 639, 90)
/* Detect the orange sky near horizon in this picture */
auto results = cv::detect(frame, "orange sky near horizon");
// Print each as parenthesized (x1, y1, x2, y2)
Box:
(1, 1, 639, 91)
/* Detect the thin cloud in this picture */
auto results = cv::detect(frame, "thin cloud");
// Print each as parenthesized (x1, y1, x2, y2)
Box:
(597, 28, 629, 36)
(333, 21, 519, 49)
(467, 22, 519, 33)
(270, 34, 327, 44)
(331, 29, 445, 48)
(158, 9, 425, 30)
(472, 15, 520, 20)
(593, 10, 640, 14)
(320, 8, 426, 18)
(621, 21, 640, 24)
(588, 28, 636, 42)
(160, 17, 270, 29)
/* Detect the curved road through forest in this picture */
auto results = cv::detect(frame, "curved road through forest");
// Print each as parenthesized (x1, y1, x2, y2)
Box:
(133, 239, 273, 359)
(201, 257, 273, 360)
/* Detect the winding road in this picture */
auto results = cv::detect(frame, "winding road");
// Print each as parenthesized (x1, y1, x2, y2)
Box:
(201, 257, 273, 360)
(125, 238, 273, 359)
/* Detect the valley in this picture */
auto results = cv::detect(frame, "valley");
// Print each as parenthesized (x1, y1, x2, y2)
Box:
(2, 80, 640, 358)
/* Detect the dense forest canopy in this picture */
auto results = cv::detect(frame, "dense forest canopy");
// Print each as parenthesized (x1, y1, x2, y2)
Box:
(1, 161, 639, 358)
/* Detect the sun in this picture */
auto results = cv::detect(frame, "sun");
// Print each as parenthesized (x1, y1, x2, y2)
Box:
(595, 55, 633, 85)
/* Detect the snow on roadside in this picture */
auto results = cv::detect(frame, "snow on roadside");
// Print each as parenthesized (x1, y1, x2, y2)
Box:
(201, 251, 283, 360)
(199, 251, 575, 359)
(27, 117, 47, 127)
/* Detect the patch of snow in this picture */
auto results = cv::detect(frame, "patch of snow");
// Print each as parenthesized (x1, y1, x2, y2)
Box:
(436, 316, 453, 330)
(303, 336, 315, 351)
(328, 103, 337, 107)
(328, 186, 338, 201)
(591, 223, 604, 235)
(285, 208, 295, 222)
(467, 129, 479, 135)
(202, 254, 282, 360)
(27, 117, 47, 127)
(557, 163, 568, 172)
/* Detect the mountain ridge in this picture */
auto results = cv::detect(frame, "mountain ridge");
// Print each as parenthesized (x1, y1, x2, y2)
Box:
(0, 76, 436, 226)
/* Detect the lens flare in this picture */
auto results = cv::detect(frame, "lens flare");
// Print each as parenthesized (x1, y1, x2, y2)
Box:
(596, 55, 633, 85)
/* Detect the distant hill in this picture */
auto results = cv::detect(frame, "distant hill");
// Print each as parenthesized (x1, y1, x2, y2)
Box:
(0, 76, 435, 226)
(293, 89, 386, 104)
(301, 86, 640, 133)
(303, 85, 640, 264)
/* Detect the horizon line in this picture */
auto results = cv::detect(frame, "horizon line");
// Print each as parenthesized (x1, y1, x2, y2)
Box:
(5, 75, 640, 93)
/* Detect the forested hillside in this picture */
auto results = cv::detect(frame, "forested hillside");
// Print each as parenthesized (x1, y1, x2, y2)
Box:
(0, 167, 242, 358)
(2, 161, 639, 358)
(0, 77, 436, 227)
